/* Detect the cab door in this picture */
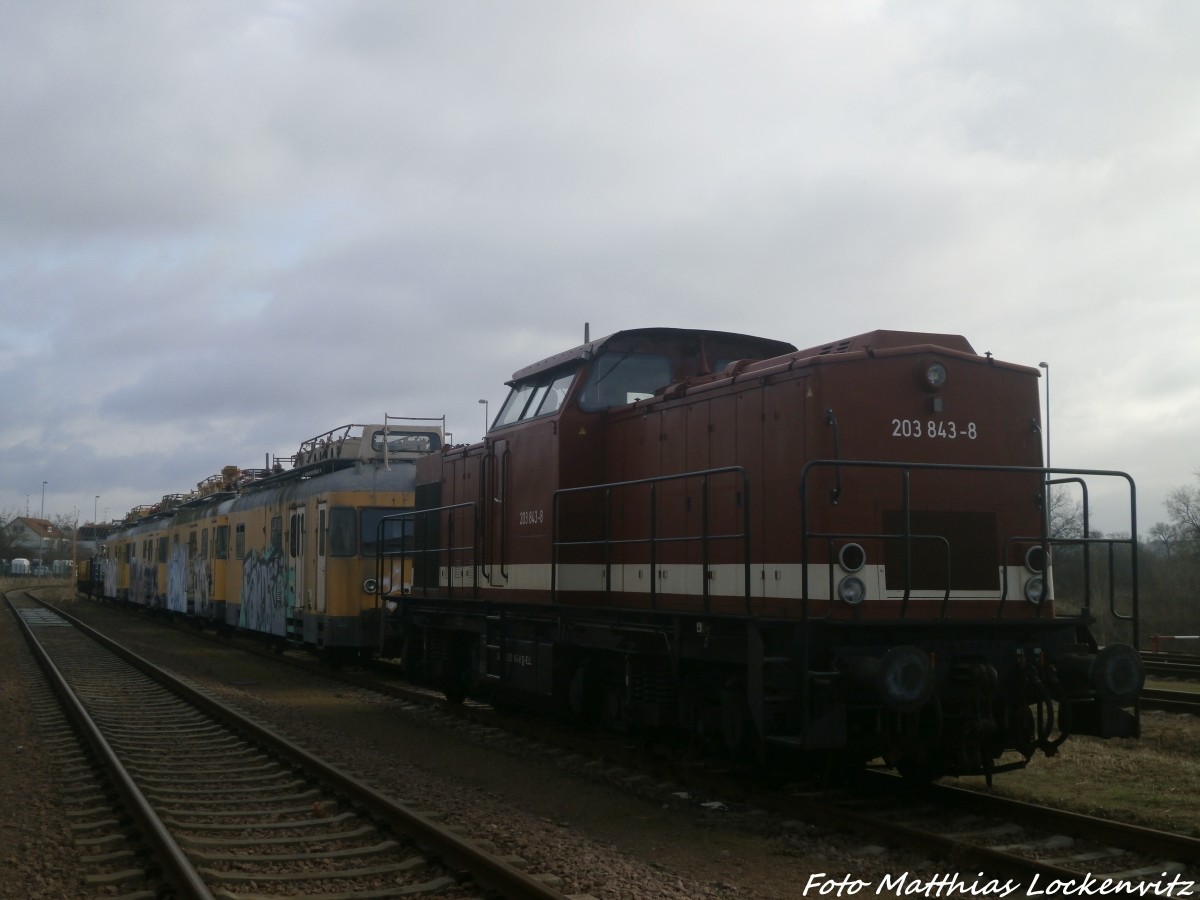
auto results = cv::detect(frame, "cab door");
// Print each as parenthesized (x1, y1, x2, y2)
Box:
(483, 440, 508, 587)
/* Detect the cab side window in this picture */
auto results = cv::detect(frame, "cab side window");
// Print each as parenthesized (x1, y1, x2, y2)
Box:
(578, 352, 672, 411)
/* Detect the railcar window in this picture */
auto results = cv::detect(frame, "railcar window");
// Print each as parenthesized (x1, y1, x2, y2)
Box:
(578, 352, 672, 411)
(371, 430, 441, 454)
(157, 537, 168, 564)
(201, 528, 209, 560)
(235, 523, 245, 560)
(270, 516, 282, 553)
(215, 525, 229, 560)
(360, 508, 414, 556)
(329, 507, 357, 557)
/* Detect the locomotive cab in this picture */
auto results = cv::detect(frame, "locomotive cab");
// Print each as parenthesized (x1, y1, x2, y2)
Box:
(411, 328, 797, 599)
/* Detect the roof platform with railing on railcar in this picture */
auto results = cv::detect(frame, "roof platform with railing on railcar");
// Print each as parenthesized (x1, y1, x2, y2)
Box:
(219, 420, 449, 493)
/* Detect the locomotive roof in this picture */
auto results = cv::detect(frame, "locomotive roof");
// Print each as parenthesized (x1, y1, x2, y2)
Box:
(790, 330, 976, 358)
(509, 327, 799, 383)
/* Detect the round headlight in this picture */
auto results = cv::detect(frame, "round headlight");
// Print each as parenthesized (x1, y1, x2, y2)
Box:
(838, 575, 866, 605)
(362, 577, 378, 594)
(1023, 575, 1046, 604)
(918, 360, 948, 391)
(1024, 545, 1047, 573)
(839, 543, 866, 573)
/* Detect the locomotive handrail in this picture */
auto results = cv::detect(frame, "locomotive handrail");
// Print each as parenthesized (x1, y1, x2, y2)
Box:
(551, 466, 752, 611)
(501, 446, 510, 582)
(799, 460, 1138, 643)
(476, 443, 512, 586)
(375, 501, 480, 602)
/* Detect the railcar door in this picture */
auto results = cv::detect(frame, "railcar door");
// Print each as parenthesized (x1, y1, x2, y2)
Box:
(289, 506, 306, 621)
(316, 502, 327, 613)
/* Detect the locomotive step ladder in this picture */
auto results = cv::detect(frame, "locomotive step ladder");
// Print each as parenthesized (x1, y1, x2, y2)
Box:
(482, 613, 503, 681)
(749, 625, 845, 749)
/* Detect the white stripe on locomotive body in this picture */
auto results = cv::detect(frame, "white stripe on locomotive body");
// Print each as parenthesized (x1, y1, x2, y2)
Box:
(424, 562, 1049, 603)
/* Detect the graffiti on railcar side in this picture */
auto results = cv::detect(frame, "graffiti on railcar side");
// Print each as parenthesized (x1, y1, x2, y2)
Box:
(129, 558, 157, 607)
(240, 544, 291, 636)
(191, 556, 212, 618)
(103, 558, 117, 598)
(166, 545, 212, 617)
(167, 545, 188, 614)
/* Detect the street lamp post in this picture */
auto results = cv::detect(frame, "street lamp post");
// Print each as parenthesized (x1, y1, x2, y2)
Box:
(478, 399, 489, 440)
(40, 481, 47, 571)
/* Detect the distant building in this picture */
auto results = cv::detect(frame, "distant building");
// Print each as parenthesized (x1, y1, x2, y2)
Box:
(4, 517, 70, 560)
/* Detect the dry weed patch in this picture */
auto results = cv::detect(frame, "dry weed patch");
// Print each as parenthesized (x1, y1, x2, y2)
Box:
(965, 712, 1200, 835)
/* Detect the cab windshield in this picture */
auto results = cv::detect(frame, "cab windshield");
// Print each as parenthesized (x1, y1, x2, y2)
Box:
(494, 364, 580, 429)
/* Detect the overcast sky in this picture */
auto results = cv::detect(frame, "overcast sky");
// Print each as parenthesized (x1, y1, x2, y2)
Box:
(2, 1, 1197, 538)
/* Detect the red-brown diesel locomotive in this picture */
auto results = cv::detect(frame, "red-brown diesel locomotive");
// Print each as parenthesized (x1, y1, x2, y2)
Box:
(377, 327, 1143, 780)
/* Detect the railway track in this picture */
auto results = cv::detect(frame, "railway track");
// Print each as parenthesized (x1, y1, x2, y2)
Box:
(42, 593, 1200, 895)
(7, 592, 573, 899)
(782, 772, 1200, 894)
(1142, 650, 1200, 681)
(1141, 687, 1200, 715)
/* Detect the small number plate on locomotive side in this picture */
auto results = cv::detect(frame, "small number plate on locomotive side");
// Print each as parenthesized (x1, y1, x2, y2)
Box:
(891, 419, 978, 440)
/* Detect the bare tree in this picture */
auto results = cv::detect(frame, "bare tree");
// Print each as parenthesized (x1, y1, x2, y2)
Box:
(1164, 475, 1200, 551)
(1148, 521, 1182, 558)
(1047, 487, 1084, 540)
(0, 509, 16, 560)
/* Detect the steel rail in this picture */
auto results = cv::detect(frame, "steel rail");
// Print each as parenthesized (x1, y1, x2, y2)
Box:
(7, 595, 216, 900)
(1140, 687, 1200, 715)
(33, 596, 569, 900)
